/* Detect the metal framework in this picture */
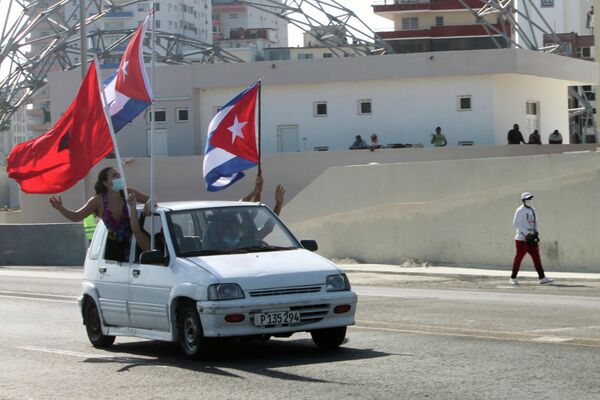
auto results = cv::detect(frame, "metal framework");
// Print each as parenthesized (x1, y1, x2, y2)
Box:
(241, 0, 394, 56)
(458, 0, 568, 54)
(0, 0, 242, 127)
(458, 0, 596, 140)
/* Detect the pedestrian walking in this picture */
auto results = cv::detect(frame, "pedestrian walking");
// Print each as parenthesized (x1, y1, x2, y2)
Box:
(507, 124, 526, 144)
(511, 192, 554, 285)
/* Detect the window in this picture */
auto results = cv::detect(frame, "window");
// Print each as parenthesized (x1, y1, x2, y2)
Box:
(435, 16, 444, 27)
(153, 2, 160, 11)
(401, 17, 419, 30)
(358, 99, 372, 115)
(313, 102, 327, 117)
(323, 53, 333, 58)
(541, 0, 554, 7)
(229, 13, 239, 19)
(155, 20, 161, 29)
(526, 101, 539, 116)
(298, 53, 313, 60)
(148, 109, 166, 123)
(577, 47, 591, 58)
(137, 2, 150, 11)
(176, 108, 189, 122)
(457, 95, 472, 111)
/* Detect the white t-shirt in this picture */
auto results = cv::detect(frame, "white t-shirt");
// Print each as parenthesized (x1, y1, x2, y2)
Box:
(513, 205, 538, 241)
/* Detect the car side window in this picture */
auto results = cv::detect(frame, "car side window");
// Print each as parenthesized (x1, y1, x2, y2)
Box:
(132, 214, 170, 265)
(88, 222, 106, 260)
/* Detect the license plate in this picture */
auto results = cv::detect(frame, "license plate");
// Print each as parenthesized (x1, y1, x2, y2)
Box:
(254, 311, 301, 326)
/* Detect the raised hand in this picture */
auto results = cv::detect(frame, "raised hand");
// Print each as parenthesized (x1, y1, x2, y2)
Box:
(49, 195, 63, 210)
(275, 185, 285, 206)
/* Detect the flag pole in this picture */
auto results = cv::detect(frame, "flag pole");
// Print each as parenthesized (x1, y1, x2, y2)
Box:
(149, 8, 156, 250)
(93, 56, 129, 202)
(257, 80, 262, 176)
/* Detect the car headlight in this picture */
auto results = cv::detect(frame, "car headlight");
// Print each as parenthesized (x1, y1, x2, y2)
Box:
(326, 274, 351, 292)
(207, 283, 245, 301)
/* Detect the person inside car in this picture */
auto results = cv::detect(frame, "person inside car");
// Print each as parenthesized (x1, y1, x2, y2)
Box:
(49, 167, 151, 261)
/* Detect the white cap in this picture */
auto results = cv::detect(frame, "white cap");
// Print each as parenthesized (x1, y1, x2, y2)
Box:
(521, 192, 534, 200)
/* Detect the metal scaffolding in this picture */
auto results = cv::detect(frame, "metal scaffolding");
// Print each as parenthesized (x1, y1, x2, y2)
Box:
(0, 0, 243, 128)
(240, 0, 394, 56)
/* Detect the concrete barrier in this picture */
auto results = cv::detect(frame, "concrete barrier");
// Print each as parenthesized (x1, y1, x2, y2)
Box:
(0, 223, 87, 266)
(285, 151, 600, 273)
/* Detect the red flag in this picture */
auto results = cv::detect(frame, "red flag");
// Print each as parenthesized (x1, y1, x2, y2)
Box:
(7, 61, 114, 194)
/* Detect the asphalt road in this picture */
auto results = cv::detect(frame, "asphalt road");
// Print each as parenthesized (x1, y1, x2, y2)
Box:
(1, 267, 599, 400)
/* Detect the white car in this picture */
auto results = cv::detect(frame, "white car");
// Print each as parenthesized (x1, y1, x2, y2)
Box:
(79, 201, 357, 358)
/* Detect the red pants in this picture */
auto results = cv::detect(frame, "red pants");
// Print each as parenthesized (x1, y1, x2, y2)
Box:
(512, 240, 545, 279)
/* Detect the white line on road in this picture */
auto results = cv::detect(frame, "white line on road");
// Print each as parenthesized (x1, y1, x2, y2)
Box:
(17, 346, 163, 365)
(0, 294, 76, 304)
(0, 290, 78, 299)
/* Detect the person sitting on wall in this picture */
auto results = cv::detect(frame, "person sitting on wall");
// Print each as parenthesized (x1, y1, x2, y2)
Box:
(528, 129, 542, 145)
(369, 133, 381, 152)
(507, 124, 526, 144)
(349, 135, 368, 150)
(548, 129, 563, 144)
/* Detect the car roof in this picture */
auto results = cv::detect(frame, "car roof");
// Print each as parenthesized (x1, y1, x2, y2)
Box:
(152, 201, 261, 212)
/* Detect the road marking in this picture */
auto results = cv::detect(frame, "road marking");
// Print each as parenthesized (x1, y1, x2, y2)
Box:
(532, 336, 574, 343)
(353, 320, 600, 348)
(0, 294, 76, 304)
(528, 325, 600, 333)
(0, 290, 77, 304)
(17, 346, 162, 365)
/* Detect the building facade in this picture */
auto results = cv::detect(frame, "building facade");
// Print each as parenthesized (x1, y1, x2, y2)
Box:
(372, 0, 509, 53)
(212, 0, 288, 61)
(46, 49, 598, 157)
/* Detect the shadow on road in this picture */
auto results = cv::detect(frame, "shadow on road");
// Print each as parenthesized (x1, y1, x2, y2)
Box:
(83, 337, 393, 383)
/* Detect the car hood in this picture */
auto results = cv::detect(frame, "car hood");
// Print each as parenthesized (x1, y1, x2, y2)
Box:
(186, 249, 340, 290)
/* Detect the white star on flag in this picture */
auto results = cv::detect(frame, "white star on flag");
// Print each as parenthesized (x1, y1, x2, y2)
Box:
(227, 115, 247, 144)
(120, 60, 129, 79)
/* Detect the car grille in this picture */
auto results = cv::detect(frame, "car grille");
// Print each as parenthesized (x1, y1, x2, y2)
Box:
(249, 285, 321, 297)
(251, 304, 330, 328)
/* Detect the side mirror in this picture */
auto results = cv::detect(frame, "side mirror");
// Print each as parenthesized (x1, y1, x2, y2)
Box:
(301, 240, 318, 252)
(140, 249, 167, 265)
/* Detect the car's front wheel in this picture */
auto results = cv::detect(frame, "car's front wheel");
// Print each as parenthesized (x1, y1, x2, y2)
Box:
(177, 303, 210, 358)
(83, 300, 115, 348)
(310, 326, 347, 350)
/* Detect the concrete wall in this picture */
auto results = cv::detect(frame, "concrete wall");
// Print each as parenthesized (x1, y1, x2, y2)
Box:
(0, 223, 87, 266)
(0, 170, 8, 207)
(284, 151, 600, 273)
(0, 145, 596, 225)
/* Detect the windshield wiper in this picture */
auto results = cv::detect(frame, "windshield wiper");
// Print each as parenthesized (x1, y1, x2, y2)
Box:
(183, 249, 247, 257)
(237, 245, 296, 253)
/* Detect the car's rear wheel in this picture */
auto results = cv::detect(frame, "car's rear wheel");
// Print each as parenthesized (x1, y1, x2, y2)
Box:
(310, 327, 347, 350)
(83, 300, 115, 348)
(177, 303, 209, 359)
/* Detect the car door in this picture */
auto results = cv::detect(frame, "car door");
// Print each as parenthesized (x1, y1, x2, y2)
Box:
(128, 213, 174, 331)
(93, 221, 132, 327)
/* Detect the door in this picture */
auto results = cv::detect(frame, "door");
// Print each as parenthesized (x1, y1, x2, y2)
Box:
(93, 222, 132, 327)
(128, 213, 173, 331)
(525, 101, 540, 136)
(147, 129, 168, 156)
(277, 125, 300, 152)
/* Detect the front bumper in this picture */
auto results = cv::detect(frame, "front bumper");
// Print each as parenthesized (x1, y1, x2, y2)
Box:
(198, 290, 357, 337)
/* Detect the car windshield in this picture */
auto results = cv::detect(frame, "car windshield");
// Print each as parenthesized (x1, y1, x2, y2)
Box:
(166, 205, 300, 257)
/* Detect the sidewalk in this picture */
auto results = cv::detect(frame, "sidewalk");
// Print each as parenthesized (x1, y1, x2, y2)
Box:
(1, 264, 600, 281)
(339, 263, 600, 280)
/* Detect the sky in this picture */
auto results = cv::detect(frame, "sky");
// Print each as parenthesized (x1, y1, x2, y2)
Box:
(0, 0, 393, 78)
(287, 0, 394, 46)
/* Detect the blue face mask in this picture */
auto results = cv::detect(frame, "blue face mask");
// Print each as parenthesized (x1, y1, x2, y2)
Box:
(111, 178, 125, 192)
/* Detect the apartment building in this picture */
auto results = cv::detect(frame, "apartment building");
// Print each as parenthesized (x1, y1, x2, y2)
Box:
(372, 0, 509, 53)
(212, 0, 288, 61)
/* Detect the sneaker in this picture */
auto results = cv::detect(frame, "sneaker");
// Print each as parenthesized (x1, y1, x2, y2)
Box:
(539, 277, 554, 285)
(510, 278, 519, 286)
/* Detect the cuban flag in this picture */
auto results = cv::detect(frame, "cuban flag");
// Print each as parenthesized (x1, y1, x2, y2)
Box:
(103, 16, 153, 133)
(203, 83, 260, 192)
